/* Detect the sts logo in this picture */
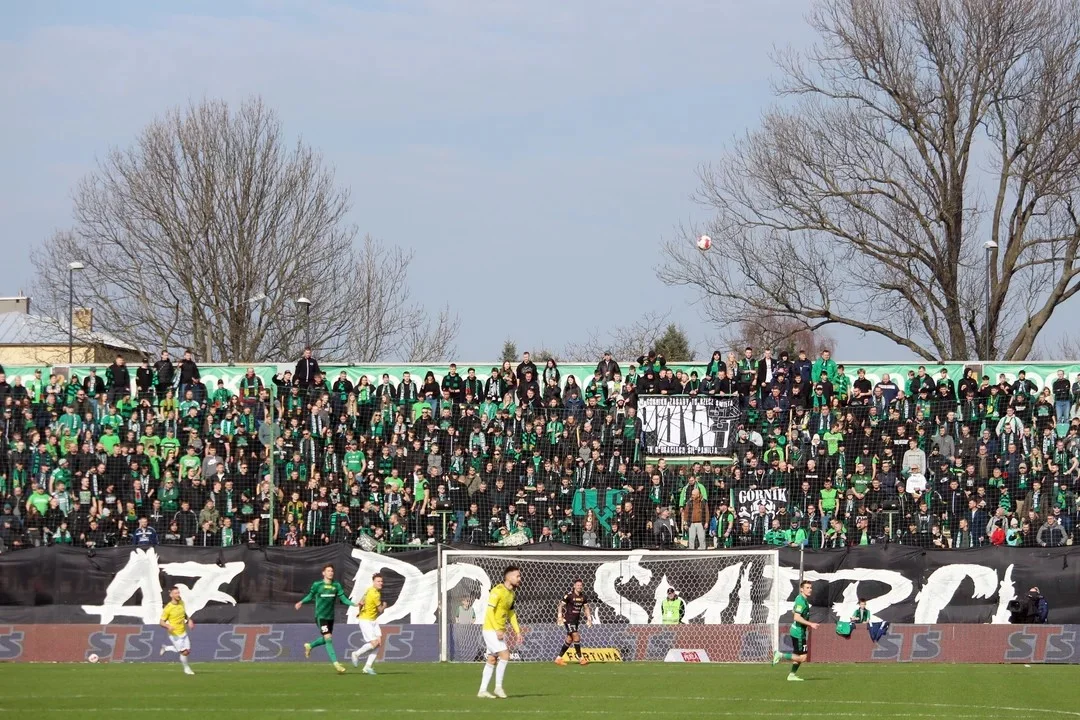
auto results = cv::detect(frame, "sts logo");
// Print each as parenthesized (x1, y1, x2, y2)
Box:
(0, 626, 25, 660)
(870, 626, 942, 662)
(88, 627, 156, 661)
(214, 626, 285, 661)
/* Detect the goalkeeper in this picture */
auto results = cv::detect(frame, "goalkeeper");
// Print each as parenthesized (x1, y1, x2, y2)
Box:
(555, 579, 593, 666)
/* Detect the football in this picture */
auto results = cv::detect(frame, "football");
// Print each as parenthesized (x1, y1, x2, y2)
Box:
(87, 653, 99, 664)
(697, 234, 712, 250)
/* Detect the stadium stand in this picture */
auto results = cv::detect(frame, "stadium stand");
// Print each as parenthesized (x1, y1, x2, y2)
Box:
(0, 349, 1078, 553)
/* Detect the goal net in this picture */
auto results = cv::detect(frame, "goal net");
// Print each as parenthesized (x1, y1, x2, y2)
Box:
(439, 549, 780, 663)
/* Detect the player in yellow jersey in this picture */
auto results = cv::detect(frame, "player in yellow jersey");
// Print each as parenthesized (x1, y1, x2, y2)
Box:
(478, 565, 521, 699)
(349, 573, 386, 675)
(159, 586, 195, 675)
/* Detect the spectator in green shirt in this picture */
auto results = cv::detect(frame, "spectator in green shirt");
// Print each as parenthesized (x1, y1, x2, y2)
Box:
(783, 518, 807, 547)
(764, 518, 786, 546)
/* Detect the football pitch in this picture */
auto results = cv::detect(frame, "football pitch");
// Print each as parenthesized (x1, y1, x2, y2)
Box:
(1, 662, 1077, 719)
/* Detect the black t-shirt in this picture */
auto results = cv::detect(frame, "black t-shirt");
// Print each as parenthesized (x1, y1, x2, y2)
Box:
(562, 591, 588, 623)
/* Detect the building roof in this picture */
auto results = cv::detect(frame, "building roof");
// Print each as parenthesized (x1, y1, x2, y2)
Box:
(0, 311, 141, 351)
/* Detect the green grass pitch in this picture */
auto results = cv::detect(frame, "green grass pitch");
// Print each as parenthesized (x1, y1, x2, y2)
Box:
(1, 662, 1077, 719)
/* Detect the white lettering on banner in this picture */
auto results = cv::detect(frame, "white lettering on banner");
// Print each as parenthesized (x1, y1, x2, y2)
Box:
(736, 488, 788, 521)
(780, 563, 1023, 624)
(349, 550, 437, 624)
(733, 562, 756, 625)
(778, 565, 913, 622)
(640, 396, 740, 456)
(914, 563, 1018, 624)
(673, 564, 743, 624)
(915, 564, 1000, 623)
(594, 555, 652, 624)
(81, 549, 243, 624)
(994, 564, 1017, 624)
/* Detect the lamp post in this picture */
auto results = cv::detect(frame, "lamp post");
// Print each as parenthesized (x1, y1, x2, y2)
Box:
(983, 241, 997, 362)
(296, 297, 312, 349)
(67, 261, 85, 364)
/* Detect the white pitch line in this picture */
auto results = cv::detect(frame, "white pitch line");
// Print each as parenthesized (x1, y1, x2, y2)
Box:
(0, 710, 1019, 719)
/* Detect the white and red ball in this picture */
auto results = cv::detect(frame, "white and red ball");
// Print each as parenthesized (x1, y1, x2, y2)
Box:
(697, 234, 712, 251)
(87, 653, 100, 663)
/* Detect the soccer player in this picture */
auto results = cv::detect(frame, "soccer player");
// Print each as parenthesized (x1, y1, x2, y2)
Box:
(772, 579, 818, 681)
(350, 573, 386, 675)
(159, 585, 195, 675)
(295, 563, 357, 674)
(554, 579, 592, 665)
(478, 565, 521, 699)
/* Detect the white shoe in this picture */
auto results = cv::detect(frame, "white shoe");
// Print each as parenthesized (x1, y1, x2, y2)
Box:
(184, 667, 195, 676)
(493, 688, 507, 699)
(159, 646, 167, 657)
(477, 691, 496, 699)
(351, 650, 360, 668)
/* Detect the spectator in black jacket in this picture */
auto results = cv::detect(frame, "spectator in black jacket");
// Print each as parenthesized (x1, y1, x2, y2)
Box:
(294, 347, 320, 387)
(105, 356, 130, 405)
(177, 349, 200, 400)
(154, 350, 175, 399)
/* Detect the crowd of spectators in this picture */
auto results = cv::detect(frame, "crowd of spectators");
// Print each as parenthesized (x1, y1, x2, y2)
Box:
(0, 346, 1078, 554)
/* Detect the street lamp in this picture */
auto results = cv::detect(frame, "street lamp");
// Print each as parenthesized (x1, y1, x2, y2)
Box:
(984, 241, 997, 362)
(67, 261, 85, 364)
(296, 297, 312, 349)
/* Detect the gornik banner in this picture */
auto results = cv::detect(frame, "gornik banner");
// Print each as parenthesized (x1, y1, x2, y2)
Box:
(2, 545, 1080, 627)
(735, 487, 789, 521)
(640, 395, 741, 456)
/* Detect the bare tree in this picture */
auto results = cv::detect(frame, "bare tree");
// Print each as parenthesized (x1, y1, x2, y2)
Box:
(31, 97, 458, 363)
(564, 311, 695, 363)
(722, 318, 835, 359)
(659, 0, 1080, 362)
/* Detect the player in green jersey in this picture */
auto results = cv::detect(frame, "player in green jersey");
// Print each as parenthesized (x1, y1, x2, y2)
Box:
(772, 579, 818, 681)
(295, 564, 357, 674)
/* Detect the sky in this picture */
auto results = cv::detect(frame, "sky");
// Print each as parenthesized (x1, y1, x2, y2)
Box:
(2, 1, 1070, 363)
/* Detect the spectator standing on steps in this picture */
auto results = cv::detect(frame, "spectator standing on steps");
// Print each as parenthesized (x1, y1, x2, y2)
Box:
(681, 486, 709, 549)
(294, 347, 321, 388)
(105, 355, 131, 405)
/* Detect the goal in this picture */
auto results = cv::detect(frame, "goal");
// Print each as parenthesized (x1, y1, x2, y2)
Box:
(438, 548, 781, 663)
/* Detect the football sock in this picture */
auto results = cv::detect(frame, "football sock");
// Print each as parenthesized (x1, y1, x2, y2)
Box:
(356, 642, 375, 657)
(781, 652, 793, 661)
(574, 643, 582, 659)
(480, 662, 495, 691)
(791, 663, 800, 674)
(310, 637, 327, 649)
(558, 643, 570, 657)
(161, 647, 177, 654)
(495, 658, 508, 688)
(179, 654, 190, 670)
(364, 652, 377, 670)
(325, 644, 338, 663)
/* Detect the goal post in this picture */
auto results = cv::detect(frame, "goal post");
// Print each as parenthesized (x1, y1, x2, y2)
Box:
(439, 548, 782, 663)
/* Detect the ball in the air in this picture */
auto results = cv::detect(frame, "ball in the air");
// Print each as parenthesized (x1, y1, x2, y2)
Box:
(697, 235, 712, 251)
(87, 653, 100, 663)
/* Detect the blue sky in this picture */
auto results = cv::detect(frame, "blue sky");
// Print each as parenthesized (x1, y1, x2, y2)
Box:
(5, 0, 1062, 363)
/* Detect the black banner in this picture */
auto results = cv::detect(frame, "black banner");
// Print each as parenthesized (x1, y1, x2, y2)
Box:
(785, 546, 1080, 624)
(736, 487, 788, 521)
(639, 395, 740, 456)
(1, 545, 1079, 624)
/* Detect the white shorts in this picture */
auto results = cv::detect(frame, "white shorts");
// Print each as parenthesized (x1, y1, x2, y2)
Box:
(359, 620, 382, 643)
(170, 633, 191, 653)
(482, 629, 507, 655)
